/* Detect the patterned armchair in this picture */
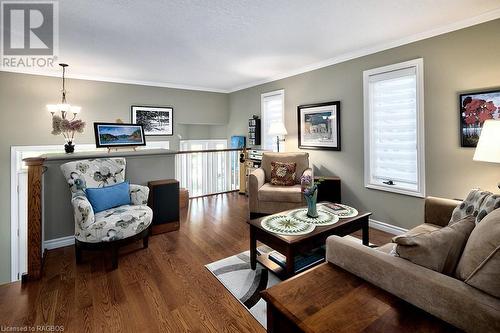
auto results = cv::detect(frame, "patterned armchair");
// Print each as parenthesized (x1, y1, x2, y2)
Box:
(60, 158, 152, 268)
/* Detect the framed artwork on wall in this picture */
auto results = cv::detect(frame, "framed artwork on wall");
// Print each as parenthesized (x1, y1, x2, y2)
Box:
(131, 105, 174, 136)
(94, 123, 146, 148)
(297, 101, 341, 150)
(459, 89, 500, 147)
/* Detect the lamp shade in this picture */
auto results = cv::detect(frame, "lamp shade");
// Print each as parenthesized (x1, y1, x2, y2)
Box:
(268, 121, 288, 136)
(473, 120, 500, 163)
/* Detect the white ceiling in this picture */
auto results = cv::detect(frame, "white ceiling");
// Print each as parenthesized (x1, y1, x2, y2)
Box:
(4, 0, 500, 92)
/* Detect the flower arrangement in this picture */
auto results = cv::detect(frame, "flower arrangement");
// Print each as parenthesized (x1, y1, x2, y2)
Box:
(301, 175, 323, 218)
(51, 115, 86, 138)
(51, 115, 86, 152)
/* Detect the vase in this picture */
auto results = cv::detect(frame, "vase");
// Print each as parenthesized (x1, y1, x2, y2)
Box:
(64, 140, 75, 153)
(305, 188, 318, 218)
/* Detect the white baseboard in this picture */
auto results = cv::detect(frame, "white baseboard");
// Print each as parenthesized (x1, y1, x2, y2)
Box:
(369, 218, 408, 235)
(42, 220, 406, 250)
(44, 235, 75, 250)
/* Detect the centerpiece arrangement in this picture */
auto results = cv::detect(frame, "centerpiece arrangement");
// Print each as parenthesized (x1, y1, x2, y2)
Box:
(301, 175, 321, 218)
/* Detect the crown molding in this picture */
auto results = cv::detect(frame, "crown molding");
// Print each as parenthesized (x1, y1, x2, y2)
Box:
(228, 8, 500, 92)
(0, 68, 230, 93)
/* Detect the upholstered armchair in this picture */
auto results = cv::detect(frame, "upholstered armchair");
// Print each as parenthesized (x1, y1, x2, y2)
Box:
(249, 152, 312, 218)
(60, 158, 152, 268)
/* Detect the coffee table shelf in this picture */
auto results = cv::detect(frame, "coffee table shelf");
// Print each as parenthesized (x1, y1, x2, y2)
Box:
(248, 202, 371, 279)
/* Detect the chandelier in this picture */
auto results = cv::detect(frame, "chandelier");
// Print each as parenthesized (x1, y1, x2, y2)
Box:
(46, 63, 81, 116)
(46, 63, 85, 153)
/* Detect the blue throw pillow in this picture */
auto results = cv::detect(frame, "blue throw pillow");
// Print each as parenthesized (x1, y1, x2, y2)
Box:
(86, 181, 131, 213)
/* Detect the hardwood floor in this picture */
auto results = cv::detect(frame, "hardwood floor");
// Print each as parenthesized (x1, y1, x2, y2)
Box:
(0, 193, 392, 332)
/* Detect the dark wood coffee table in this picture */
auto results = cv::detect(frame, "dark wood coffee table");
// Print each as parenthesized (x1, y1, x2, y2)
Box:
(248, 203, 371, 278)
(261, 263, 459, 333)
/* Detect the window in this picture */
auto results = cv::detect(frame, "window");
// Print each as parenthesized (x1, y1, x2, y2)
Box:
(261, 89, 285, 151)
(363, 58, 425, 197)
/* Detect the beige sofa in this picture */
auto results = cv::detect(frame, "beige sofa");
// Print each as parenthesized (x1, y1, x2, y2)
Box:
(249, 152, 312, 218)
(326, 197, 500, 333)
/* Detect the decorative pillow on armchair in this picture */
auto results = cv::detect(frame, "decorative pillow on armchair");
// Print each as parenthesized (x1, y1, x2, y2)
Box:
(270, 161, 296, 186)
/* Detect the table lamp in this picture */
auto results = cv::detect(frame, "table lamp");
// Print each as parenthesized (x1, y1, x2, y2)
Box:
(473, 119, 500, 189)
(268, 121, 288, 152)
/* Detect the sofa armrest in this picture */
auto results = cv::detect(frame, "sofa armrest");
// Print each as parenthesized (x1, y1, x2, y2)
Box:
(425, 196, 460, 227)
(249, 168, 265, 212)
(326, 236, 500, 333)
(71, 193, 95, 230)
(130, 184, 149, 205)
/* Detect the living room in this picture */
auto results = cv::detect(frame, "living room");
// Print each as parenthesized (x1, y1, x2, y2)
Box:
(0, 1, 499, 332)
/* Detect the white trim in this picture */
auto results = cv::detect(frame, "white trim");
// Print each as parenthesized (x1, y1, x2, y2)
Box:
(363, 58, 426, 198)
(369, 218, 408, 236)
(0, 69, 229, 93)
(229, 8, 500, 92)
(44, 235, 75, 250)
(10, 147, 19, 282)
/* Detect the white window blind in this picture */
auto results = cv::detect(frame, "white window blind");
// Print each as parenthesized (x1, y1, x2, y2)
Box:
(363, 59, 425, 197)
(261, 90, 284, 151)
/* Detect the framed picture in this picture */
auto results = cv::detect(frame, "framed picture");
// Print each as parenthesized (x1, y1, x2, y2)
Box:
(131, 105, 173, 136)
(94, 122, 146, 148)
(459, 89, 500, 147)
(298, 101, 341, 150)
(230, 135, 246, 149)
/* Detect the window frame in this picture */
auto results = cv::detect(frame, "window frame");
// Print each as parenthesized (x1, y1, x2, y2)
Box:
(363, 58, 426, 198)
(261, 89, 285, 152)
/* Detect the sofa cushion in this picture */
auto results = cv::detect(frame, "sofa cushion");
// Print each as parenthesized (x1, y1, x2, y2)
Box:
(393, 216, 475, 275)
(270, 161, 296, 186)
(76, 204, 152, 243)
(376, 243, 395, 254)
(258, 183, 302, 203)
(261, 152, 309, 183)
(404, 223, 441, 236)
(449, 189, 494, 225)
(455, 208, 500, 297)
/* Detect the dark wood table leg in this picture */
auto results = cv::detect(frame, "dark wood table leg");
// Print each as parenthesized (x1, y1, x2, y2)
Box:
(285, 246, 295, 278)
(250, 226, 257, 270)
(362, 218, 370, 246)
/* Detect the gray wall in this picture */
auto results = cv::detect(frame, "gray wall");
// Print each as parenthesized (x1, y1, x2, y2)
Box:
(0, 72, 229, 283)
(228, 19, 500, 230)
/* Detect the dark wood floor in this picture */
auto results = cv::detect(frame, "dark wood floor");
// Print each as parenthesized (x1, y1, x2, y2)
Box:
(0, 193, 392, 332)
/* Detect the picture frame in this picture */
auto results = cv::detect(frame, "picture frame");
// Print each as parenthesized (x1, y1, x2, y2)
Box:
(131, 105, 173, 136)
(459, 89, 500, 147)
(298, 101, 341, 150)
(94, 122, 146, 148)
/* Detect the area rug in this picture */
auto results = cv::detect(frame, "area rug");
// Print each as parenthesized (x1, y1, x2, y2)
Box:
(205, 235, 369, 328)
(205, 246, 280, 328)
